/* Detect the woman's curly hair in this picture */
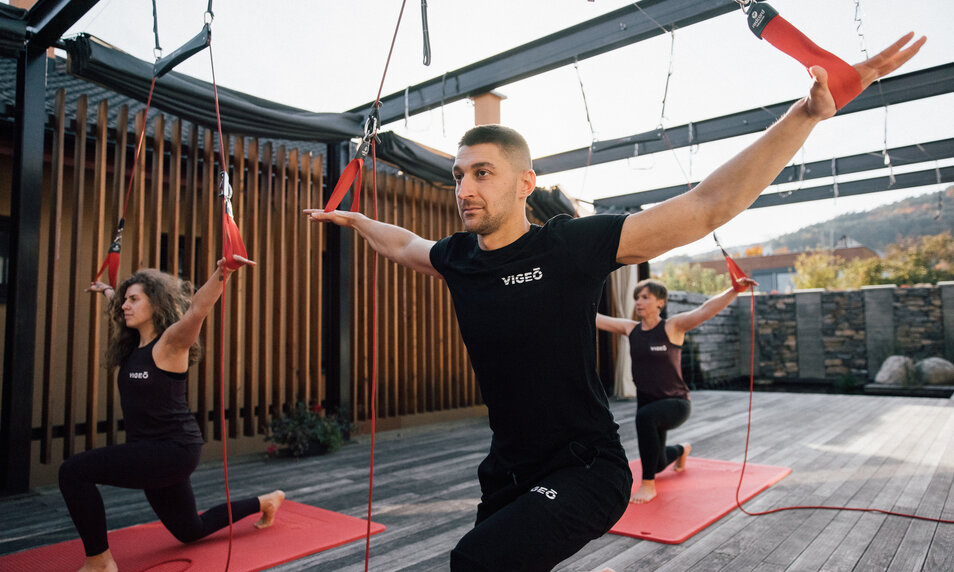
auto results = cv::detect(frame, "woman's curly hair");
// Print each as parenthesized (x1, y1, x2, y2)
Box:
(105, 269, 201, 369)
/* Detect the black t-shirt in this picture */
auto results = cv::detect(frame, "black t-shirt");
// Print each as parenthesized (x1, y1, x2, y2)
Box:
(117, 338, 204, 445)
(430, 214, 628, 471)
(628, 319, 690, 408)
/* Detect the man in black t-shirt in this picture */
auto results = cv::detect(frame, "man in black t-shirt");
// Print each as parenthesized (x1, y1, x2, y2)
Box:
(305, 36, 922, 570)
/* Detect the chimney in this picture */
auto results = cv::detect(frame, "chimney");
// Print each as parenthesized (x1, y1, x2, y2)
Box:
(471, 91, 507, 126)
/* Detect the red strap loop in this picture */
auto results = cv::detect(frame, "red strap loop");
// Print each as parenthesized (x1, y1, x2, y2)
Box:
(748, 3, 862, 109)
(324, 157, 364, 213)
(725, 255, 751, 293)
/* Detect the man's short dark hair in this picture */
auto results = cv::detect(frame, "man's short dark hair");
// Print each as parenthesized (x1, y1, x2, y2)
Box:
(458, 124, 532, 170)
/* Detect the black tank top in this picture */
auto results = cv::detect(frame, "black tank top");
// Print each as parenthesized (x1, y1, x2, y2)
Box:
(628, 319, 690, 408)
(117, 338, 204, 444)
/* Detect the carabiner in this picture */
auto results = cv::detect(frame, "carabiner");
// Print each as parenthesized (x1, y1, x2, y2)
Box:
(355, 108, 380, 158)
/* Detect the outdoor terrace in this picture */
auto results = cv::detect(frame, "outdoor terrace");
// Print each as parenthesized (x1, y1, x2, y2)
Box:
(2, 390, 953, 571)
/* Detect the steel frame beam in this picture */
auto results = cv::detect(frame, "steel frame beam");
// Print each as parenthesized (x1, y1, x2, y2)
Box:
(2, 0, 99, 496)
(26, 0, 100, 47)
(534, 63, 954, 175)
(595, 138, 954, 211)
(351, 0, 741, 123)
(749, 166, 954, 209)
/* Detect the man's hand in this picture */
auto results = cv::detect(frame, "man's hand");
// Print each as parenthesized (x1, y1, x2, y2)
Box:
(806, 32, 926, 120)
(855, 32, 926, 89)
(303, 209, 360, 227)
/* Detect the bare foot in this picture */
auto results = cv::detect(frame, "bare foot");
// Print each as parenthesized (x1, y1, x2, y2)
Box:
(254, 489, 285, 529)
(630, 479, 657, 504)
(674, 443, 691, 472)
(78, 549, 118, 572)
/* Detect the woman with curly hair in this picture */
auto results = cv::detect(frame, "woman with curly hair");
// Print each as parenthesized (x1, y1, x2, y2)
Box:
(59, 256, 284, 572)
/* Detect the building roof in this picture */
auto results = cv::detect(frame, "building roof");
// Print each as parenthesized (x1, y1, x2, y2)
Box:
(693, 246, 879, 274)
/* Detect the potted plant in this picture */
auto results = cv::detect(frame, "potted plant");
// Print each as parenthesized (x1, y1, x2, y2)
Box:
(264, 401, 351, 458)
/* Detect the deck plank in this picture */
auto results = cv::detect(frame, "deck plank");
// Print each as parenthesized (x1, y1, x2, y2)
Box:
(3, 391, 954, 571)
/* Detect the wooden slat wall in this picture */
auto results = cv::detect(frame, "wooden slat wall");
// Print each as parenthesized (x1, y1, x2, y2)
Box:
(28, 92, 477, 467)
(346, 168, 479, 424)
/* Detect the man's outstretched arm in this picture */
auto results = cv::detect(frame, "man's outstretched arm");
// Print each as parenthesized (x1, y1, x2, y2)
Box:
(304, 209, 442, 278)
(616, 32, 925, 265)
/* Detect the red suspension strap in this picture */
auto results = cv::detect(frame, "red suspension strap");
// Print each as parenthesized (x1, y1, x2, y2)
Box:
(742, 1, 862, 110)
(208, 7, 249, 568)
(93, 77, 158, 287)
(321, 3, 409, 570)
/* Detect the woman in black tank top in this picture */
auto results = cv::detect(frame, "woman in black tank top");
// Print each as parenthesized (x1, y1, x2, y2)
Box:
(60, 255, 285, 572)
(597, 277, 756, 504)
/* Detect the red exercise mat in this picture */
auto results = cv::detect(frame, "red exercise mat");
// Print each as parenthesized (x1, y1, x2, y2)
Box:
(610, 457, 790, 544)
(0, 501, 385, 571)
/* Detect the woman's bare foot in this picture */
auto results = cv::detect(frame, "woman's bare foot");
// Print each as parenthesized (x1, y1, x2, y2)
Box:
(78, 549, 117, 572)
(630, 479, 657, 504)
(254, 490, 285, 529)
(674, 443, 691, 472)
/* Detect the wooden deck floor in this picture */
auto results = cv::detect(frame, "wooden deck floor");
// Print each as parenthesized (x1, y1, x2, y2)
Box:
(2, 390, 954, 571)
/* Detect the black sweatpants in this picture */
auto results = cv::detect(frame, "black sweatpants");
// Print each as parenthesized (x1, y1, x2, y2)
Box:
(450, 442, 632, 572)
(635, 398, 691, 480)
(58, 439, 260, 557)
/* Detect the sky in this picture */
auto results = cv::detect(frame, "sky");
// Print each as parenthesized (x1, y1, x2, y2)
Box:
(52, 0, 954, 262)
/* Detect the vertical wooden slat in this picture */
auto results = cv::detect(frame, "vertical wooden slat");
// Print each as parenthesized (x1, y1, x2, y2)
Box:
(131, 109, 147, 272)
(287, 149, 300, 403)
(63, 95, 88, 458)
(274, 146, 288, 411)
(228, 136, 245, 438)
(426, 186, 440, 411)
(40, 90, 66, 463)
(167, 120, 182, 277)
(210, 132, 227, 441)
(409, 181, 422, 414)
(106, 105, 129, 446)
(243, 139, 260, 436)
(85, 99, 110, 451)
(298, 152, 311, 407)
(149, 114, 165, 267)
(380, 175, 392, 417)
(388, 177, 400, 417)
(357, 169, 370, 419)
(259, 142, 274, 427)
(197, 128, 215, 439)
(311, 154, 324, 408)
(183, 124, 198, 283)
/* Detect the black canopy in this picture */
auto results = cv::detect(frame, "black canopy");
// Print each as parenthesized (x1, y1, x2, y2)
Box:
(64, 33, 364, 143)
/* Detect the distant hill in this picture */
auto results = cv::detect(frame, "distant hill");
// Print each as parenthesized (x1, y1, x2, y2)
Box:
(660, 186, 954, 265)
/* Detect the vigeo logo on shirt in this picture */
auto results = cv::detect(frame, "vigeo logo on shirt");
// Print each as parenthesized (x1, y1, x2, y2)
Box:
(530, 485, 558, 500)
(650, 345, 668, 352)
(501, 267, 543, 286)
(128, 371, 150, 380)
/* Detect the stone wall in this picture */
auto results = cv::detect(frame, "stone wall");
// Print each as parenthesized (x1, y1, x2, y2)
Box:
(668, 292, 741, 387)
(662, 282, 954, 386)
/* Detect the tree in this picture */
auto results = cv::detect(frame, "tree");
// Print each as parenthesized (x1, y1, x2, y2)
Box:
(793, 251, 842, 289)
(744, 245, 763, 257)
(655, 263, 730, 295)
(882, 231, 954, 285)
(793, 232, 954, 289)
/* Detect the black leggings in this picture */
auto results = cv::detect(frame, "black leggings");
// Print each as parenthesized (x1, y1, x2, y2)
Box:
(58, 440, 260, 557)
(450, 444, 632, 571)
(635, 398, 691, 481)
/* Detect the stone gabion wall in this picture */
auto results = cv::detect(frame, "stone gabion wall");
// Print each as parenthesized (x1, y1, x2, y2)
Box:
(821, 290, 867, 378)
(894, 287, 945, 361)
(668, 292, 741, 387)
(755, 294, 798, 378)
(652, 284, 952, 386)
